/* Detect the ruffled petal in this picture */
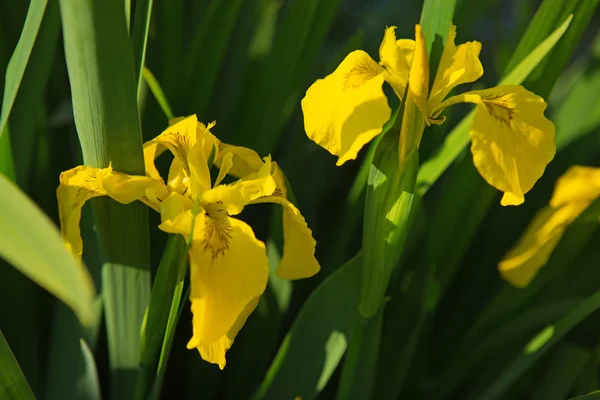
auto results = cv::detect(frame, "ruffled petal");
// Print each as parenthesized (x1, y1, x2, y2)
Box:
(429, 24, 483, 111)
(188, 142, 213, 195)
(186, 218, 268, 366)
(252, 195, 320, 280)
(301, 50, 390, 165)
(466, 85, 555, 205)
(57, 166, 111, 260)
(195, 296, 259, 369)
(499, 203, 587, 287)
(550, 166, 600, 208)
(379, 26, 414, 97)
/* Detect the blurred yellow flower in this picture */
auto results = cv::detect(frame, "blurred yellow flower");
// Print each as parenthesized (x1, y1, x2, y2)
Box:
(499, 166, 600, 287)
(56, 114, 320, 369)
(301, 24, 555, 205)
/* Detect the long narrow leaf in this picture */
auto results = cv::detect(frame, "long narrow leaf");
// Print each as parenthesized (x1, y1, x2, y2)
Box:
(0, 330, 35, 400)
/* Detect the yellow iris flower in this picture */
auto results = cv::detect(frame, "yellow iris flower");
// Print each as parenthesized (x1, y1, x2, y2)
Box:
(499, 166, 600, 287)
(301, 24, 555, 206)
(57, 114, 320, 369)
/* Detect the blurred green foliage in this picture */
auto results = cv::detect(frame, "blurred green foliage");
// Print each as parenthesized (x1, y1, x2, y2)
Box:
(0, 0, 599, 399)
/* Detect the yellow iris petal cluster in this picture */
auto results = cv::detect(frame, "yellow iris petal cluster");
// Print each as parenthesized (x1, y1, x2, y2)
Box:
(499, 166, 600, 287)
(57, 115, 320, 369)
(301, 24, 555, 206)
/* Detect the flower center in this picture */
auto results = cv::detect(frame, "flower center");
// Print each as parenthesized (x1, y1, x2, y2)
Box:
(203, 202, 231, 258)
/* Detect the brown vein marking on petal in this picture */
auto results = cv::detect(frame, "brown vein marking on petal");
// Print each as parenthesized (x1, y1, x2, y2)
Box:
(342, 60, 381, 91)
(167, 131, 192, 175)
(483, 99, 515, 128)
(72, 170, 104, 210)
(203, 201, 232, 259)
(272, 187, 284, 197)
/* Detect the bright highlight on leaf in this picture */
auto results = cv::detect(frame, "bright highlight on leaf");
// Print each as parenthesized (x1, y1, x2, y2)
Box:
(56, 114, 320, 369)
(302, 23, 556, 205)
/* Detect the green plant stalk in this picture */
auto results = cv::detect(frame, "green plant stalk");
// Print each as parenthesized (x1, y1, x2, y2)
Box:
(336, 305, 385, 399)
(135, 234, 188, 400)
(359, 95, 422, 318)
(59, 0, 150, 398)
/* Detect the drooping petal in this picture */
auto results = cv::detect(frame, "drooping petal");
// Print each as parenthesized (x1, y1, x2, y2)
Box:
(186, 217, 268, 367)
(201, 157, 276, 215)
(57, 166, 111, 260)
(464, 85, 555, 205)
(409, 25, 430, 119)
(251, 196, 320, 280)
(499, 203, 588, 287)
(429, 24, 483, 111)
(143, 115, 198, 179)
(549, 166, 600, 208)
(196, 297, 260, 369)
(301, 50, 391, 165)
(378, 26, 414, 97)
(103, 172, 169, 211)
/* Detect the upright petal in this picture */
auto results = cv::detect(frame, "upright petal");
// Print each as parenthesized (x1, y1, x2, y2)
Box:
(465, 85, 555, 205)
(143, 115, 198, 178)
(201, 157, 276, 215)
(251, 196, 320, 280)
(188, 142, 213, 195)
(409, 25, 430, 119)
(57, 166, 111, 260)
(499, 203, 587, 287)
(549, 166, 600, 208)
(429, 24, 483, 110)
(379, 26, 414, 97)
(301, 50, 391, 165)
(186, 217, 268, 368)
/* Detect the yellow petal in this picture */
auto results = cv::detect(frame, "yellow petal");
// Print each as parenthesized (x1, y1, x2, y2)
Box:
(301, 50, 390, 165)
(187, 217, 268, 354)
(197, 121, 219, 161)
(57, 166, 111, 260)
(201, 157, 276, 215)
(214, 143, 264, 178)
(466, 85, 555, 205)
(499, 203, 587, 287)
(550, 166, 600, 208)
(158, 192, 204, 240)
(166, 158, 189, 195)
(252, 196, 320, 280)
(429, 24, 483, 111)
(409, 25, 429, 119)
(215, 152, 233, 186)
(195, 296, 260, 369)
(379, 26, 414, 97)
(103, 172, 169, 211)
(143, 115, 198, 178)
(188, 142, 213, 195)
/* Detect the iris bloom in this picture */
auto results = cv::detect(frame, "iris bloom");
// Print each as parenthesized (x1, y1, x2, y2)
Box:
(57, 115, 320, 368)
(499, 166, 600, 287)
(302, 24, 555, 206)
